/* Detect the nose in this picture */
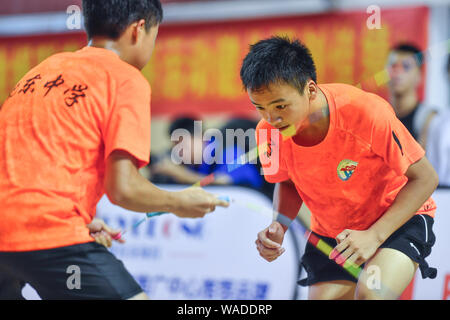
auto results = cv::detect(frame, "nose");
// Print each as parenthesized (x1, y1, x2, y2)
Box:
(266, 113, 282, 126)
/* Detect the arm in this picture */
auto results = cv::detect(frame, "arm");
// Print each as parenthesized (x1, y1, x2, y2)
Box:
(273, 179, 304, 232)
(256, 179, 303, 262)
(369, 156, 438, 242)
(104, 150, 229, 218)
(331, 156, 438, 266)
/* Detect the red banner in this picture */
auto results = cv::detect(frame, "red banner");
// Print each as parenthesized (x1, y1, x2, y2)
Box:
(0, 6, 429, 117)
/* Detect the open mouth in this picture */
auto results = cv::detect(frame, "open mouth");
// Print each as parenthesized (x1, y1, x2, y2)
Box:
(277, 125, 291, 131)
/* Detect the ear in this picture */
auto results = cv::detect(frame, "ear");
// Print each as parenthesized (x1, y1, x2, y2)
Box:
(131, 19, 147, 44)
(307, 80, 318, 100)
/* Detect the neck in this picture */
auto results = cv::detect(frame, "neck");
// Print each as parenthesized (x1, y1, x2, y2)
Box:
(390, 90, 419, 118)
(292, 88, 330, 146)
(88, 38, 134, 67)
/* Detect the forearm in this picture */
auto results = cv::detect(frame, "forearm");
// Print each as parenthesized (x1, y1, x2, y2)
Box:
(273, 180, 303, 231)
(369, 175, 437, 243)
(164, 165, 207, 184)
(107, 166, 180, 213)
(125, 173, 180, 212)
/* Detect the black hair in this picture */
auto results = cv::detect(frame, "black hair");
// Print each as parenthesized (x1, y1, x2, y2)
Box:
(168, 116, 199, 136)
(82, 0, 163, 40)
(391, 43, 424, 68)
(240, 36, 317, 94)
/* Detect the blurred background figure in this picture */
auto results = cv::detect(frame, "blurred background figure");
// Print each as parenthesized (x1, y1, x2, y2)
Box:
(387, 43, 440, 147)
(387, 45, 450, 186)
(149, 115, 231, 185)
(422, 54, 450, 187)
(149, 115, 273, 197)
(217, 118, 274, 199)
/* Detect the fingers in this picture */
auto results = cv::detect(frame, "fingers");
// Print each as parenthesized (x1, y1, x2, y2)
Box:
(346, 253, 365, 268)
(255, 239, 285, 262)
(92, 219, 124, 244)
(329, 230, 367, 268)
(111, 231, 126, 243)
(336, 229, 350, 244)
(87, 218, 104, 233)
(269, 221, 284, 234)
(258, 228, 282, 249)
(213, 197, 230, 208)
(92, 231, 112, 248)
(199, 194, 230, 216)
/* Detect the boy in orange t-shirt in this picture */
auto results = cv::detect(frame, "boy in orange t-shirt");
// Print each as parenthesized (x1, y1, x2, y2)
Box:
(241, 37, 438, 300)
(0, 0, 227, 300)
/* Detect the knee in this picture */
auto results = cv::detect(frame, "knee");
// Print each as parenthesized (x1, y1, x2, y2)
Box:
(355, 285, 397, 300)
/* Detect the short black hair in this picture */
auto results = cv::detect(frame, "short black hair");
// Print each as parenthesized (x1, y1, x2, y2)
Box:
(391, 43, 424, 68)
(240, 36, 317, 94)
(82, 0, 163, 40)
(169, 116, 199, 136)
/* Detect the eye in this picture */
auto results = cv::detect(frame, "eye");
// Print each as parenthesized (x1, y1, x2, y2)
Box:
(255, 106, 264, 110)
(276, 105, 287, 110)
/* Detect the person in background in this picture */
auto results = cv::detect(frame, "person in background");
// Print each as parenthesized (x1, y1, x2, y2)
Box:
(422, 54, 450, 186)
(217, 118, 274, 199)
(387, 43, 439, 148)
(0, 0, 227, 300)
(150, 116, 232, 185)
(150, 116, 275, 198)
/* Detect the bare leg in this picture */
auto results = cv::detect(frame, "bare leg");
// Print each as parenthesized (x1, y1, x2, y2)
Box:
(308, 280, 356, 300)
(355, 248, 418, 300)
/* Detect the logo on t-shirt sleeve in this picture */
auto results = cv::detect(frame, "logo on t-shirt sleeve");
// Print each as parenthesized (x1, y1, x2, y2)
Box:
(392, 130, 404, 156)
(337, 159, 359, 181)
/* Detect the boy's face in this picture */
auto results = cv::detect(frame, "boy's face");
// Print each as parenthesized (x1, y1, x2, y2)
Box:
(248, 82, 312, 132)
(387, 51, 421, 95)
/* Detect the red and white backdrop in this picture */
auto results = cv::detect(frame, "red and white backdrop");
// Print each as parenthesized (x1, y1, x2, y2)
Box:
(0, 6, 429, 117)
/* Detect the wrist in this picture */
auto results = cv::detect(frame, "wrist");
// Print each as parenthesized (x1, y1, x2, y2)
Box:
(275, 213, 293, 232)
(165, 190, 182, 213)
(368, 224, 389, 245)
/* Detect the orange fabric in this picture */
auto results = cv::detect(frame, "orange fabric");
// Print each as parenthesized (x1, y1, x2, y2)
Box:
(0, 47, 151, 251)
(256, 83, 436, 238)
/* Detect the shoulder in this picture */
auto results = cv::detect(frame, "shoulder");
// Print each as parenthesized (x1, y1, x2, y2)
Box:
(322, 83, 392, 113)
(75, 47, 151, 93)
(323, 83, 395, 126)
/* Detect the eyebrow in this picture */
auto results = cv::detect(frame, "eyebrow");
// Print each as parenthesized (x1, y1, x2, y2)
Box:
(251, 98, 286, 106)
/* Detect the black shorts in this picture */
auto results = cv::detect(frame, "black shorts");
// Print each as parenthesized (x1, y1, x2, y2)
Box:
(298, 214, 437, 287)
(0, 242, 143, 300)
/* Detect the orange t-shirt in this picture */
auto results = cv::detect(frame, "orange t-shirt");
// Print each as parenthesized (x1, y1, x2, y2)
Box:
(256, 83, 436, 238)
(0, 46, 151, 251)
